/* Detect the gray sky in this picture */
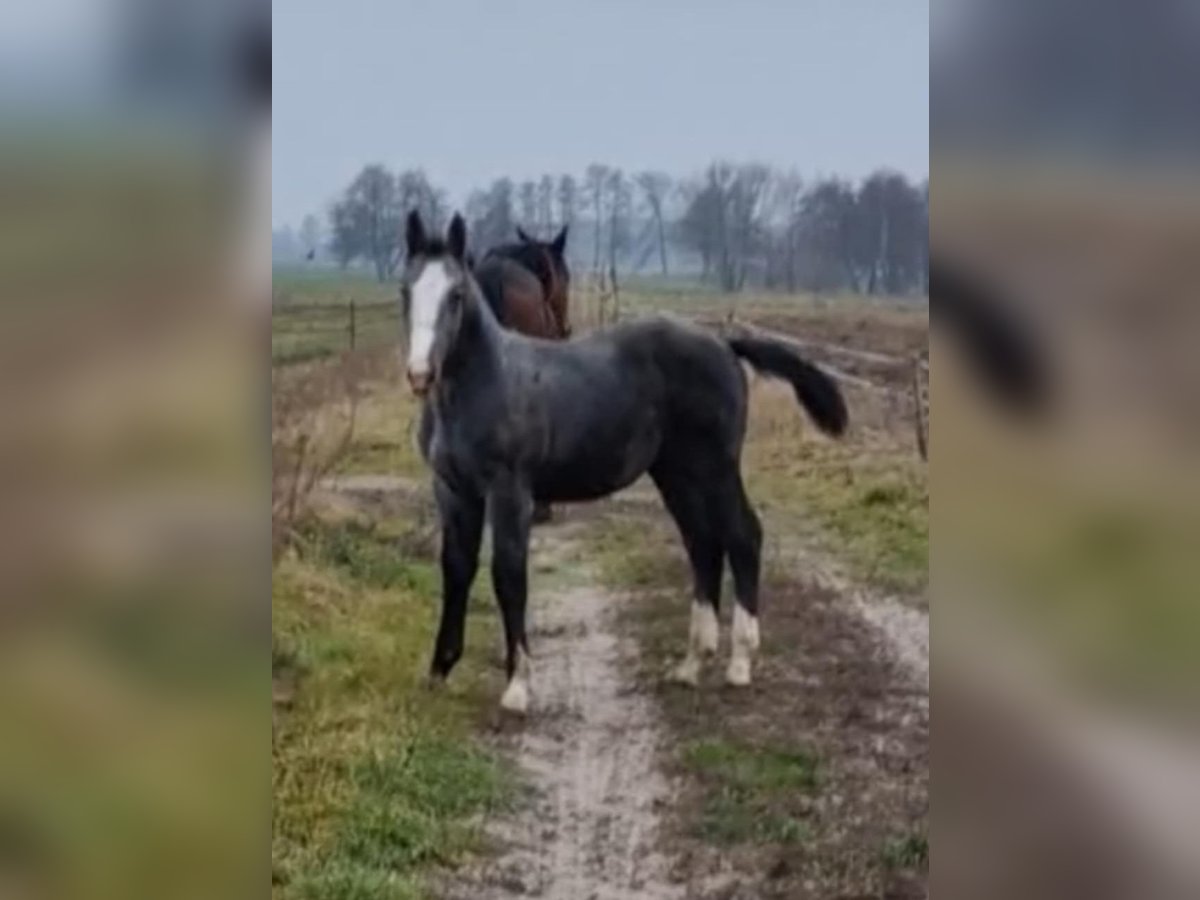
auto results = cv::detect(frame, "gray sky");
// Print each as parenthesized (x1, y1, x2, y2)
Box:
(273, 0, 928, 229)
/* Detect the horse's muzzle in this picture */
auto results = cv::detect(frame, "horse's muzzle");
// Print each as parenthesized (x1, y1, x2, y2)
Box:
(407, 369, 432, 396)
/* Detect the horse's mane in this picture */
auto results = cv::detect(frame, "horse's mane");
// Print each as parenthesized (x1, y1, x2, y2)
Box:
(470, 257, 510, 322)
(485, 242, 559, 297)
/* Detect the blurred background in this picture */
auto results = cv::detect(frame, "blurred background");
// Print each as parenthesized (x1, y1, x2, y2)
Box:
(932, 0, 1200, 898)
(2, 0, 1198, 898)
(0, 1, 267, 898)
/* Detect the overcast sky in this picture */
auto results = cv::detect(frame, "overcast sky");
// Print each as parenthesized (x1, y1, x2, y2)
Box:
(273, 0, 928, 229)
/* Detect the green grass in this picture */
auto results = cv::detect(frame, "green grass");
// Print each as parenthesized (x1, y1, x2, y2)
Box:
(273, 518, 511, 900)
(296, 519, 438, 596)
(334, 389, 427, 479)
(588, 515, 683, 590)
(273, 270, 398, 306)
(797, 469, 926, 595)
(748, 437, 928, 597)
(272, 272, 399, 364)
(881, 832, 929, 871)
(681, 738, 818, 846)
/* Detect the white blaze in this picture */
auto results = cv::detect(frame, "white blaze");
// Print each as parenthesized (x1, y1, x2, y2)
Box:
(407, 261, 453, 377)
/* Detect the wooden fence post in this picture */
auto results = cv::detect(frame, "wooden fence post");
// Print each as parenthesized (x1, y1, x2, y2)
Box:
(348, 298, 357, 350)
(912, 354, 929, 461)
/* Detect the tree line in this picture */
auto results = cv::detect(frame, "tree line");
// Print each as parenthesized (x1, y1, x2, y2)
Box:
(314, 161, 928, 296)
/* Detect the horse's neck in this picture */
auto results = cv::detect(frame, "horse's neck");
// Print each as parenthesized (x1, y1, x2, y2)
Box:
(436, 290, 506, 415)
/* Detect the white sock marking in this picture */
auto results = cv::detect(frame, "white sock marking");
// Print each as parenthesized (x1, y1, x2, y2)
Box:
(671, 601, 718, 686)
(500, 647, 530, 713)
(727, 604, 759, 687)
(693, 600, 719, 654)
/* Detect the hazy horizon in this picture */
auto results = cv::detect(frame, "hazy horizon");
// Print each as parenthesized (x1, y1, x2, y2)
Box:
(273, 0, 928, 229)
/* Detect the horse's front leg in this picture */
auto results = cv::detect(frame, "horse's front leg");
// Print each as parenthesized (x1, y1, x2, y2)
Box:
(430, 478, 485, 681)
(489, 477, 534, 713)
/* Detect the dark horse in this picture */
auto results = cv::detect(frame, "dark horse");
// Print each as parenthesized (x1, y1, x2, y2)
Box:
(474, 225, 572, 524)
(400, 211, 847, 713)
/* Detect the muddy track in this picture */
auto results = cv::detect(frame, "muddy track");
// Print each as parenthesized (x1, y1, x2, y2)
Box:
(441, 518, 682, 900)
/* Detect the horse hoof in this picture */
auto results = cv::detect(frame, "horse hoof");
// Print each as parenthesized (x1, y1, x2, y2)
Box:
(499, 679, 529, 714)
(725, 658, 752, 687)
(669, 657, 700, 687)
(424, 673, 447, 691)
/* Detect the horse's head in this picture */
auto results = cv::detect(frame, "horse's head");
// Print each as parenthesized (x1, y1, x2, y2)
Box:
(400, 210, 474, 397)
(516, 225, 572, 337)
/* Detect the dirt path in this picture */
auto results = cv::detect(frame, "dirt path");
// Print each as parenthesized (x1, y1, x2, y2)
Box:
(320, 474, 930, 898)
(442, 518, 683, 900)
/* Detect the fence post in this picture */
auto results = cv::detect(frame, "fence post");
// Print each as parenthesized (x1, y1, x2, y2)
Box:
(348, 298, 356, 350)
(912, 354, 928, 461)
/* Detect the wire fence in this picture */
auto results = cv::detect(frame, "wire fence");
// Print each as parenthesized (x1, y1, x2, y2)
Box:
(272, 298, 398, 365)
(271, 285, 930, 457)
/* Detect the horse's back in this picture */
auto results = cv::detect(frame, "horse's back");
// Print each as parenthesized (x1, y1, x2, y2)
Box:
(507, 315, 746, 500)
(474, 257, 556, 337)
(599, 315, 748, 446)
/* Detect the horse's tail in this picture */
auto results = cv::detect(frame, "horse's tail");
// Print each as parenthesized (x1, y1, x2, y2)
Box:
(929, 257, 1047, 414)
(727, 336, 848, 437)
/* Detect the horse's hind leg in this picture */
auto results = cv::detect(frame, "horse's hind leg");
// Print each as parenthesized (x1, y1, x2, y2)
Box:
(651, 463, 724, 686)
(723, 474, 763, 686)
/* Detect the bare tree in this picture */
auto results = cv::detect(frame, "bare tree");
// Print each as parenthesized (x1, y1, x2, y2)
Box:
(584, 163, 610, 270)
(537, 175, 555, 232)
(299, 214, 321, 261)
(466, 177, 515, 252)
(344, 164, 402, 282)
(517, 180, 538, 231)
(679, 162, 770, 292)
(605, 168, 632, 271)
(327, 200, 357, 270)
(635, 171, 672, 276)
(556, 174, 577, 233)
(397, 169, 445, 234)
(853, 170, 925, 295)
(764, 171, 804, 290)
(320, 158, 927, 295)
(795, 176, 859, 291)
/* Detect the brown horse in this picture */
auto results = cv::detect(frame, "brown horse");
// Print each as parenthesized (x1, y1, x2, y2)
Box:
(477, 225, 571, 339)
(473, 256, 562, 339)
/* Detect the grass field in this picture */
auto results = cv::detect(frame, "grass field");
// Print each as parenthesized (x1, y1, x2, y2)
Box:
(271, 266, 926, 366)
(273, 513, 514, 899)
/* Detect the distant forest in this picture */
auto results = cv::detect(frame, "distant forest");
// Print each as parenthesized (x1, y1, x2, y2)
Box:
(274, 162, 928, 296)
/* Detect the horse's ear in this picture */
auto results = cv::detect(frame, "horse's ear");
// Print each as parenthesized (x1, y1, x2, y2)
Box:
(551, 225, 568, 256)
(447, 213, 467, 261)
(516, 226, 533, 243)
(405, 210, 426, 257)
